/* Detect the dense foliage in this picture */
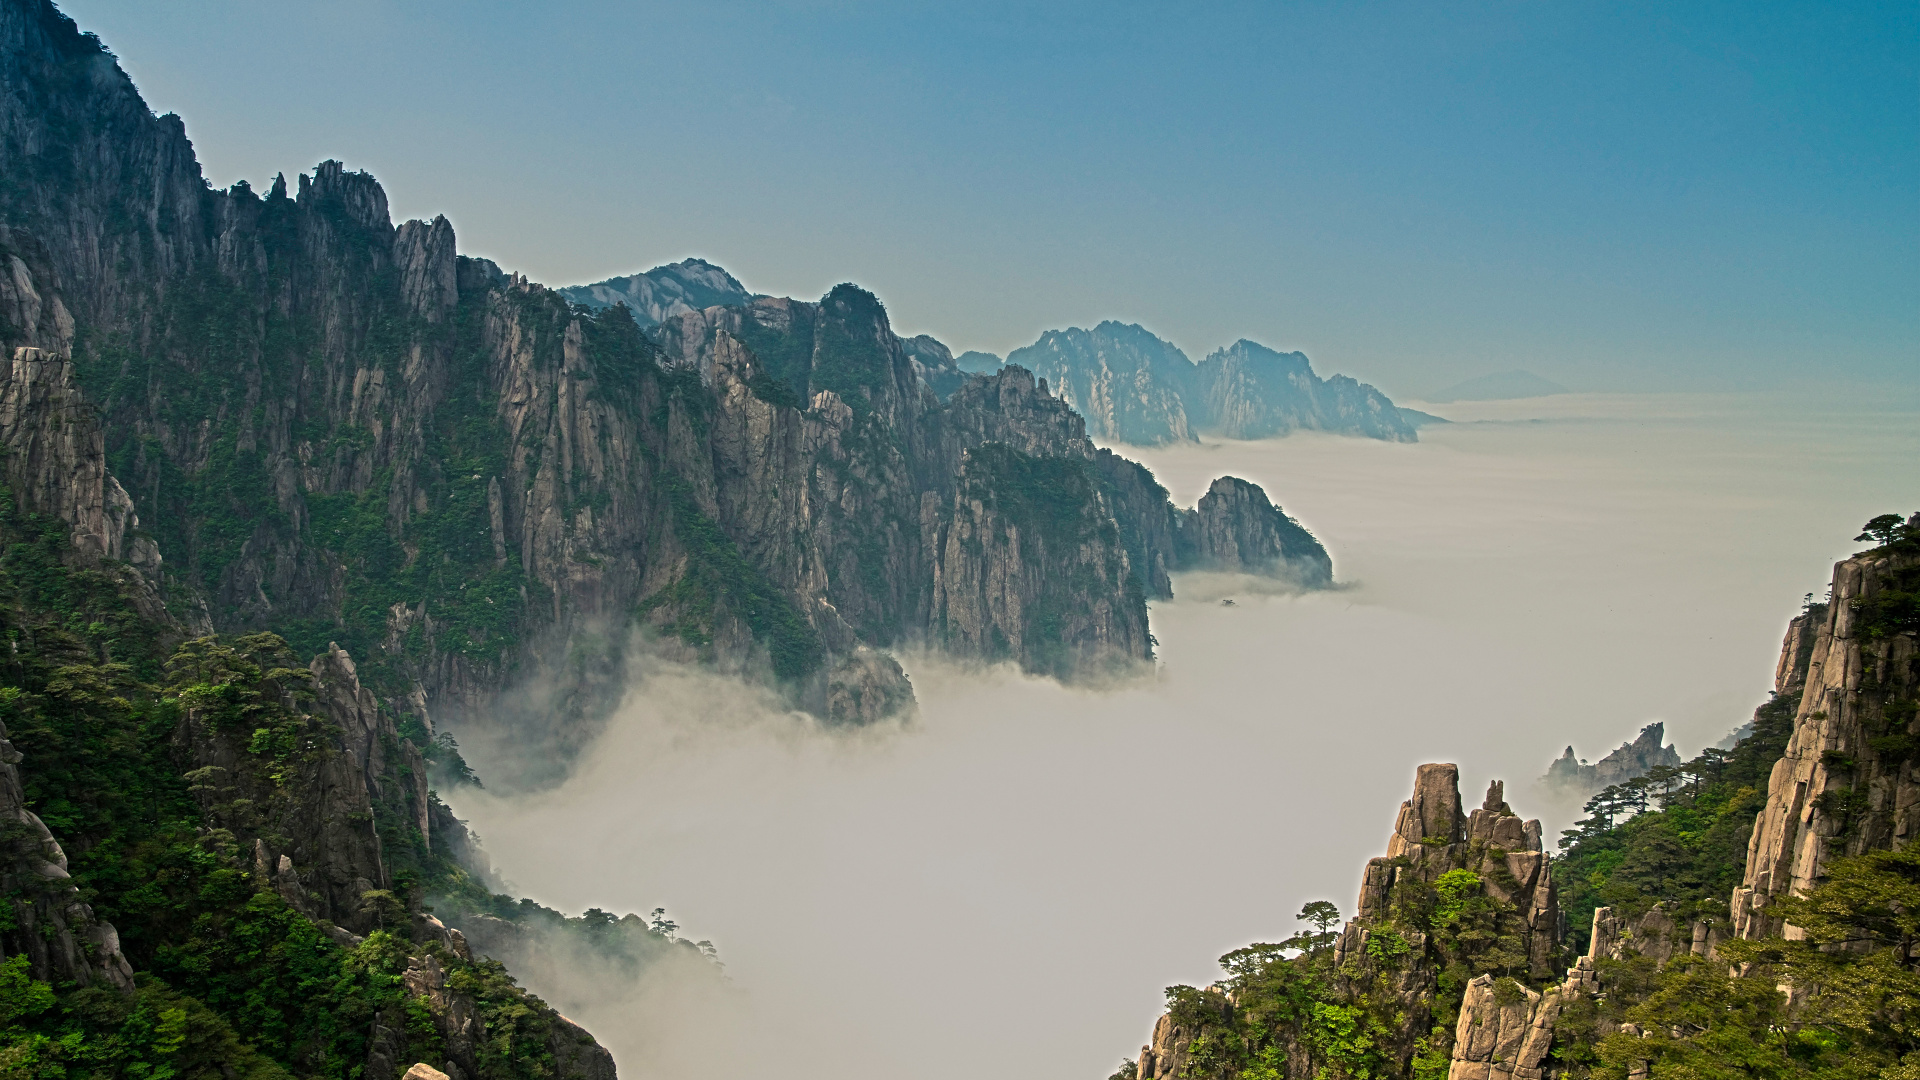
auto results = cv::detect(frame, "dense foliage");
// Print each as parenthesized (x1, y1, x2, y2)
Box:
(0, 487, 684, 1079)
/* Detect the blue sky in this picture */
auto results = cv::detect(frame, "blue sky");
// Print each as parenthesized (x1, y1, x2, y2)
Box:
(61, 0, 1918, 395)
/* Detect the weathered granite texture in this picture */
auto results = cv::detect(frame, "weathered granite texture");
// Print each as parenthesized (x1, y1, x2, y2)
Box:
(1732, 540, 1920, 940)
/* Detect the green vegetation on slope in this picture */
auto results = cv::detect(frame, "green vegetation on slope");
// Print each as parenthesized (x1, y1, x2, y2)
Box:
(639, 473, 823, 681)
(0, 484, 682, 1079)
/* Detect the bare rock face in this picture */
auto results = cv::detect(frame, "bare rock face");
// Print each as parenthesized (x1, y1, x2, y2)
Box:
(1732, 544, 1920, 939)
(822, 648, 916, 725)
(929, 444, 1151, 677)
(1358, 770, 1561, 979)
(1446, 968, 1590, 1080)
(0, 718, 135, 994)
(1006, 322, 1197, 447)
(1176, 476, 1333, 586)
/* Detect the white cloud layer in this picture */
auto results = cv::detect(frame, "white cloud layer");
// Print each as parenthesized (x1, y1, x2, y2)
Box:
(449, 389, 1917, 1080)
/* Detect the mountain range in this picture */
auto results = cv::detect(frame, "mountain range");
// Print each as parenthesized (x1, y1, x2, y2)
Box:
(0, 4, 1337, 1076)
(562, 268, 1427, 447)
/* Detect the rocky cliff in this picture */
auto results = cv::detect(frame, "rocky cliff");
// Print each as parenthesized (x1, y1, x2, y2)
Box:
(0, 716, 136, 996)
(1131, 767, 1562, 1080)
(1175, 476, 1333, 586)
(1731, 530, 1920, 940)
(1006, 322, 1198, 446)
(1117, 519, 1920, 1079)
(0, 391, 623, 1080)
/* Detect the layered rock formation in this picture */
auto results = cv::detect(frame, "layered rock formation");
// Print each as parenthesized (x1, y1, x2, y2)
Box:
(558, 258, 753, 325)
(1005, 323, 1415, 447)
(1540, 721, 1683, 803)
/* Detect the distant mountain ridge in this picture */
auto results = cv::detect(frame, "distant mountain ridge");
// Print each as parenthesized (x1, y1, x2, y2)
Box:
(1006, 321, 1417, 446)
(566, 266, 1416, 446)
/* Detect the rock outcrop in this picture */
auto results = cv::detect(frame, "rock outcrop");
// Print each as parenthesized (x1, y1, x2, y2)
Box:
(1132, 766, 1563, 1080)
(1175, 475, 1333, 585)
(1731, 538, 1920, 939)
(1348, 770, 1561, 979)
(1540, 721, 1684, 803)
(173, 641, 438, 935)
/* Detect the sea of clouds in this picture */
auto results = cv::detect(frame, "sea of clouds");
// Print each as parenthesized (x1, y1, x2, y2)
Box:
(449, 387, 1917, 1080)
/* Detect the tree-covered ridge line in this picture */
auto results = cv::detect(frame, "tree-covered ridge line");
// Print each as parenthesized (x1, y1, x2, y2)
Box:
(0, 463, 709, 1078)
(1115, 512, 1920, 1079)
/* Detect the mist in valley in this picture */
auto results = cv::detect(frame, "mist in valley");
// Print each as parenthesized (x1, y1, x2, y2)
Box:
(447, 388, 1917, 1080)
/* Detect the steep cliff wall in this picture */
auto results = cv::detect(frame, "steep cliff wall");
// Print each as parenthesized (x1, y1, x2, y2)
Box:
(1006, 322, 1197, 447)
(1731, 536, 1920, 940)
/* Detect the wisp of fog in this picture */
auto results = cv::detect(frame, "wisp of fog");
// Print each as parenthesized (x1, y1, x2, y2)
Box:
(449, 388, 1917, 1080)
